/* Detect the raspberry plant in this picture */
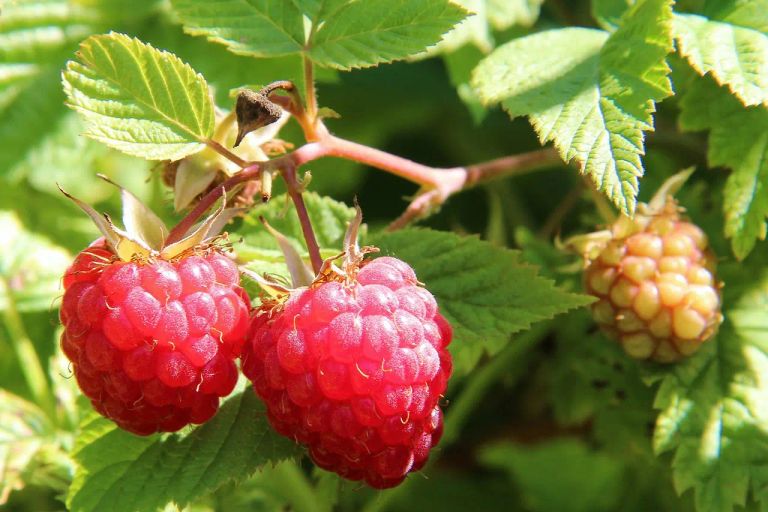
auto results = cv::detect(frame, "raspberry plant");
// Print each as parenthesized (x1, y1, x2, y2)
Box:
(2, 0, 768, 511)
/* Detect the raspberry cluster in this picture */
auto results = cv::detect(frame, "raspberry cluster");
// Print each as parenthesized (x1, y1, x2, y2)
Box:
(60, 241, 250, 434)
(584, 203, 721, 362)
(242, 257, 453, 488)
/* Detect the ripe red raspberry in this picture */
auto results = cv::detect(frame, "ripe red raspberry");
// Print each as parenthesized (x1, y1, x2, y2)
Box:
(584, 200, 722, 362)
(241, 256, 453, 488)
(60, 240, 250, 435)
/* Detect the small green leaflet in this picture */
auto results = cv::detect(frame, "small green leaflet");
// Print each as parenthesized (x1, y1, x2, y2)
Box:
(679, 77, 768, 260)
(649, 260, 768, 512)
(674, 7, 768, 107)
(472, 0, 674, 215)
(297, 0, 353, 26)
(371, 228, 592, 374)
(67, 389, 302, 512)
(0, 211, 71, 313)
(480, 439, 624, 512)
(170, 0, 468, 70)
(62, 32, 215, 161)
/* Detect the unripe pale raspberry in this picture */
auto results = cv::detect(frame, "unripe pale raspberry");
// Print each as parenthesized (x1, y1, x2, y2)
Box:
(242, 256, 453, 488)
(584, 201, 722, 363)
(60, 240, 250, 435)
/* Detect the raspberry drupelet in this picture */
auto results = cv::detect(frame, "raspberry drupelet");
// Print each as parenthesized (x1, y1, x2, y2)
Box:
(60, 240, 250, 435)
(242, 256, 453, 489)
(584, 199, 722, 362)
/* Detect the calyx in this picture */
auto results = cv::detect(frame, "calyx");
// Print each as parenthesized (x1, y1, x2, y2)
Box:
(244, 204, 375, 299)
(60, 175, 234, 262)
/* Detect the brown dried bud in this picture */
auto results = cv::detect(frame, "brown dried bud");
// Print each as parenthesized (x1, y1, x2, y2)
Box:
(234, 87, 285, 147)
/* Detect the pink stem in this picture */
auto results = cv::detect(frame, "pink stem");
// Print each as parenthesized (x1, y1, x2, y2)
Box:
(165, 165, 259, 245)
(284, 168, 324, 274)
(463, 148, 560, 186)
(168, 132, 560, 248)
(322, 135, 465, 190)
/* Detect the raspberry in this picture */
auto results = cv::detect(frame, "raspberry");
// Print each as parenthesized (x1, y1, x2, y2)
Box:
(584, 200, 722, 363)
(60, 240, 250, 435)
(242, 256, 452, 488)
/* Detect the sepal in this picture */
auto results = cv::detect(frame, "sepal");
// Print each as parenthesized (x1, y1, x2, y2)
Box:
(160, 197, 226, 259)
(60, 180, 234, 262)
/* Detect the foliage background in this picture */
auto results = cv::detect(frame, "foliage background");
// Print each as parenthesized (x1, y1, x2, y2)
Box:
(2, 0, 768, 511)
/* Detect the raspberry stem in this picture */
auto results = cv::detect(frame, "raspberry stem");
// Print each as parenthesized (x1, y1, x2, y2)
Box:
(166, 169, 256, 246)
(284, 165, 324, 274)
(169, 127, 559, 264)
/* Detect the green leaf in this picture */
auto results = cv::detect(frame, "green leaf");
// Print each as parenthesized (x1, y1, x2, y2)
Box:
(679, 77, 768, 259)
(472, 0, 674, 215)
(479, 439, 624, 512)
(309, 0, 469, 70)
(169, 0, 466, 70)
(169, 0, 306, 58)
(140, 15, 315, 107)
(650, 261, 768, 512)
(67, 389, 301, 512)
(291, 0, 324, 19)
(674, 10, 768, 107)
(0, 211, 71, 313)
(297, 0, 352, 25)
(371, 228, 592, 374)
(62, 32, 215, 161)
